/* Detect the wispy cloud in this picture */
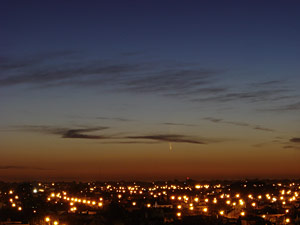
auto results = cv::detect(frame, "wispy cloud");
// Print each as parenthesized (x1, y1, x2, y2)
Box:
(96, 116, 134, 122)
(278, 137, 300, 150)
(267, 102, 300, 111)
(194, 89, 291, 103)
(252, 126, 274, 132)
(126, 134, 206, 144)
(1, 52, 298, 110)
(14, 125, 111, 140)
(0, 62, 143, 87)
(95, 141, 160, 144)
(252, 142, 268, 148)
(120, 69, 220, 96)
(61, 128, 110, 139)
(0, 52, 223, 99)
(251, 80, 284, 87)
(161, 122, 196, 127)
(11, 125, 214, 145)
(0, 51, 77, 71)
(204, 117, 274, 132)
(283, 145, 300, 150)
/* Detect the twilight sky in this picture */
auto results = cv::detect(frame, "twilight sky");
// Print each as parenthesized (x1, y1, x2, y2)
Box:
(1, 0, 300, 181)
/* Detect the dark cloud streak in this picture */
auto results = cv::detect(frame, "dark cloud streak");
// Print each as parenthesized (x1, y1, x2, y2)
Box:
(162, 122, 196, 127)
(290, 138, 300, 143)
(96, 117, 134, 122)
(126, 134, 206, 144)
(194, 89, 291, 104)
(61, 128, 109, 139)
(204, 117, 274, 132)
(267, 102, 300, 111)
(11, 125, 211, 145)
(14, 125, 111, 140)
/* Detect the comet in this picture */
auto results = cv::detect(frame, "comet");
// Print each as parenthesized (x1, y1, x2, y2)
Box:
(169, 142, 173, 151)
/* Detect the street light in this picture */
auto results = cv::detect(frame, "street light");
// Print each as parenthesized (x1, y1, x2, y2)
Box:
(45, 217, 50, 225)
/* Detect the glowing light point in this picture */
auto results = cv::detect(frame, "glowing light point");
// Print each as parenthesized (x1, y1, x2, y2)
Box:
(195, 184, 201, 189)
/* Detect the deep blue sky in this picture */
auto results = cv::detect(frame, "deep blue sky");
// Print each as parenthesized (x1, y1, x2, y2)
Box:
(1, 1, 300, 181)
(2, 1, 300, 62)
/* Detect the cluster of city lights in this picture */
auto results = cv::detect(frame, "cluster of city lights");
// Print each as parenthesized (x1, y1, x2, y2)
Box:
(8, 190, 22, 212)
(2, 181, 299, 224)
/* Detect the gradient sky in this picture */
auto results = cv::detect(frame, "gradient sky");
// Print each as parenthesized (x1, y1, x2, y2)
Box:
(1, 0, 300, 181)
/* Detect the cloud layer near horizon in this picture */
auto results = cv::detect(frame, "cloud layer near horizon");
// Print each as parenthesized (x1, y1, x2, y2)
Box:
(10, 125, 210, 145)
